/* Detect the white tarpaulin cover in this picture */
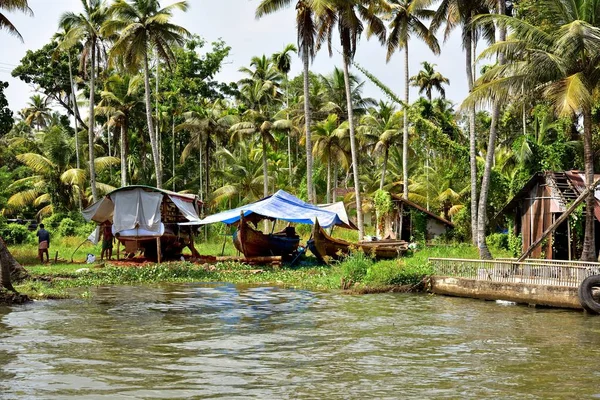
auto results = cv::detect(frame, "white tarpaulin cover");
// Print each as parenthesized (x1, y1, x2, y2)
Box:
(113, 190, 162, 233)
(169, 195, 200, 222)
(318, 202, 358, 230)
(82, 186, 203, 235)
(194, 190, 346, 228)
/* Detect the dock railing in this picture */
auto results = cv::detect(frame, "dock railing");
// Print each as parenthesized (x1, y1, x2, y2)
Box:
(429, 258, 600, 287)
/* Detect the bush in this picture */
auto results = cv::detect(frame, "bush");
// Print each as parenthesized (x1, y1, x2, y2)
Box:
(365, 260, 434, 286)
(75, 222, 97, 239)
(339, 251, 373, 282)
(1, 223, 33, 245)
(487, 233, 509, 250)
(57, 218, 78, 237)
(42, 213, 67, 231)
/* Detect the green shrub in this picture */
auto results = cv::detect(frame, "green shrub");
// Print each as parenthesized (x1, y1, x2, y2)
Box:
(340, 251, 373, 282)
(42, 213, 67, 230)
(57, 218, 78, 237)
(487, 233, 509, 250)
(75, 222, 97, 238)
(1, 223, 33, 245)
(365, 260, 434, 286)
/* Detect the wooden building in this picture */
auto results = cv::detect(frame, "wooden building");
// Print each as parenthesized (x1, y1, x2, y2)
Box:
(390, 195, 455, 242)
(498, 170, 600, 260)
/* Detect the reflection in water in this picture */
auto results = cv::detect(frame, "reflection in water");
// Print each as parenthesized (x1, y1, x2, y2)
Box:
(1, 285, 600, 399)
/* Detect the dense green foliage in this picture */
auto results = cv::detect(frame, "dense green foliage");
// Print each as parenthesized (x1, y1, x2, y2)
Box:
(2, 0, 600, 261)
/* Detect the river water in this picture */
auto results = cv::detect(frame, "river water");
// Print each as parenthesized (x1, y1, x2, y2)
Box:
(1, 284, 600, 399)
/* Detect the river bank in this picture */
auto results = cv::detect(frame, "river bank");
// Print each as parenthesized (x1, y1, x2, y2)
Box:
(4, 238, 512, 301)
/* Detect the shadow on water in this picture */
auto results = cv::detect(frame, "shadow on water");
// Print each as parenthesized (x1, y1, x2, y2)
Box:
(1, 285, 600, 399)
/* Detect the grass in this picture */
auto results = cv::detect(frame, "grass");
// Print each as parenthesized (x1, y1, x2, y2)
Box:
(8, 235, 513, 300)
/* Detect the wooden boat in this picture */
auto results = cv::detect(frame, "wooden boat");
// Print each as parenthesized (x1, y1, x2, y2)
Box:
(308, 219, 408, 262)
(233, 213, 300, 259)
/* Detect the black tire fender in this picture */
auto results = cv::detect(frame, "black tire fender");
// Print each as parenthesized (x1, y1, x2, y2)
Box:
(578, 275, 600, 314)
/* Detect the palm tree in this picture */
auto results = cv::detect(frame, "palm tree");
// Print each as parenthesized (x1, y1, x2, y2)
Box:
(22, 95, 51, 131)
(465, 0, 600, 261)
(103, 0, 190, 189)
(0, 0, 32, 42)
(410, 61, 450, 101)
(432, 0, 493, 243)
(386, 0, 440, 201)
(59, 0, 110, 202)
(256, 0, 318, 203)
(320, 67, 376, 118)
(358, 101, 403, 190)
(96, 73, 144, 187)
(211, 142, 266, 206)
(317, 0, 387, 240)
(272, 44, 298, 187)
(6, 125, 118, 216)
(312, 114, 350, 203)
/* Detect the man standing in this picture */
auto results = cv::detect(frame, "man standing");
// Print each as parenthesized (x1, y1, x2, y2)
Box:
(101, 222, 114, 261)
(36, 223, 50, 264)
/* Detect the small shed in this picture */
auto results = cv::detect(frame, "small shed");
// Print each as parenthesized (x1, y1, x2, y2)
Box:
(498, 170, 600, 260)
(390, 195, 455, 242)
(82, 186, 203, 261)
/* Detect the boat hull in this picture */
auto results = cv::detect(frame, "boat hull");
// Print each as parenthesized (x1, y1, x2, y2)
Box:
(308, 220, 407, 262)
(233, 216, 300, 260)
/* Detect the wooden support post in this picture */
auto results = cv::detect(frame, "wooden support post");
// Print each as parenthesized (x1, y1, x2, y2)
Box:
(517, 178, 600, 261)
(156, 237, 162, 264)
(117, 240, 121, 261)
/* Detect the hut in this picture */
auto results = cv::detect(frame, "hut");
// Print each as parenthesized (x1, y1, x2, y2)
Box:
(82, 186, 203, 262)
(390, 195, 455, 242)
(497, 170, 600, 260)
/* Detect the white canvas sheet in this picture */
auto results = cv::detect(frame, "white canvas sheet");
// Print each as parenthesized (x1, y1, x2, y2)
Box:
(113, 223, 165, 238)
(82, 197, 114, 223)
(112, 190, 162, 234)
(169, 195, 201, 222)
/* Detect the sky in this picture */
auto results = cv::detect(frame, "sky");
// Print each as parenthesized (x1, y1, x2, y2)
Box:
(1, 0, 472, 115)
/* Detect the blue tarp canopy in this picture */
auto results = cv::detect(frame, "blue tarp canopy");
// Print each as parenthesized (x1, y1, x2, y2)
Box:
(195, 190, 347, 228)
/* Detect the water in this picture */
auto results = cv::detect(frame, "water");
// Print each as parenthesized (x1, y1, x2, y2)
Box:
(1, 284, 600, 399)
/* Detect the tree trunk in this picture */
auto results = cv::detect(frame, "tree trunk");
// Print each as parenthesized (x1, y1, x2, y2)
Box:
(333, 164, 338, 203)
(143, 50, 162, 189)
(477, 100, 498, 260)
(303, 49, 314, 203)
(120, 121, 127, 187)
(68, 53, 80, 172)
(262, 132, 268, 198)
(172, 116, 176, 191)
(288, 133, 293, 187)
(205, 138, 210, 197)
(403, 42, 410, 200)
(88, 37, 98, 202)
(0, 237, 29, 291)
(380, 146, 389, 191)
(326, 156, 331, 204)
(477, 0, 505, 260)
(581, 107, 596, 261)
(342, 56, 364, 240)
(466, 29, 478, 245)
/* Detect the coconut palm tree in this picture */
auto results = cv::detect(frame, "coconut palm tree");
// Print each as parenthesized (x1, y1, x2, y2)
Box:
(103, 0, 190, 189)
(465, 0, 600, 260)
(59, 0, 110, 202)
(358, 101, 403, 190)
(410, 61, 450, 101)
(0, 0, 32, 42)
(96, 73, 144, 187)
(386, 0, 440, 201)
(22, 94, 51, 131)
(6, 125, 118, 216)
(432, 0, 493, 243)
(272, 44, 298, 187)
(256, 0, 319, 202)
(312, 114, 350, 203)
(211, 142, 266, 207)
(316, 0, 387, 239)
(320, 67, 376, 119)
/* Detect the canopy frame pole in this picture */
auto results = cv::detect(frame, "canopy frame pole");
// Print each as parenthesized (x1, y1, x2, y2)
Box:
(156, 237, 162, 264)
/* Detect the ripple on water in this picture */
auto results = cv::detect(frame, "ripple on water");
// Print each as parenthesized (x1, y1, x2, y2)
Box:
(2, 285, 600, 399)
